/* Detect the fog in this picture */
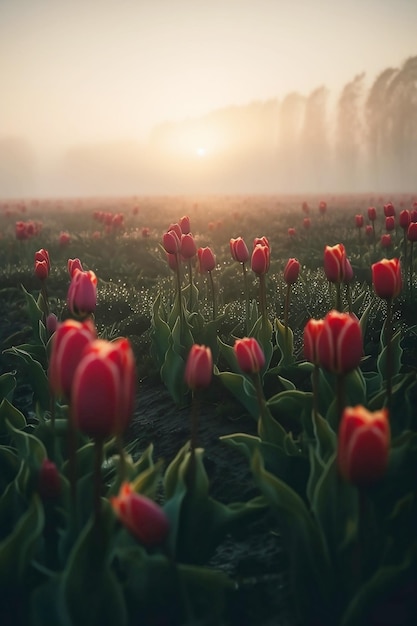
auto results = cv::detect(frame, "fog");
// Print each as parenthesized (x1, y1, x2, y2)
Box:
(2, 54, 416, 198)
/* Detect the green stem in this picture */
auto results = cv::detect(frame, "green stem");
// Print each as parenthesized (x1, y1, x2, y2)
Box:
(346, 283, 352, 315)
(409, 241, 414, 299)
(284, 283, 291, 359)
(68, 418, 78, 523)
(312, 364, 319, 425)
(259, 273, 268, 330)
(175, 253, 185, 337)
(242, 262, 250, 334)
(385, 297, 393, 411)
(187, 259, 193, 312)
(94, 438, 104, 530)
(208, 270, 216, 320)
(335, 281, 342, 312)
(116, 433, 126, 484)
(336, 373, 346, 429)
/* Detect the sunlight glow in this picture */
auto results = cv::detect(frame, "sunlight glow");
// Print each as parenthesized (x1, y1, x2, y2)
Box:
(196, 147, 206, 157)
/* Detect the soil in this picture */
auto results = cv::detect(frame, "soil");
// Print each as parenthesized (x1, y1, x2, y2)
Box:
(127, 374, 295, 626)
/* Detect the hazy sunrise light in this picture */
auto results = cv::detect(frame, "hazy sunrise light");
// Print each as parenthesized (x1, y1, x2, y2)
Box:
(1, 0, 416, 196)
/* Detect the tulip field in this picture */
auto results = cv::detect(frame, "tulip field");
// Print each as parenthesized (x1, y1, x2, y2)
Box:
(0, 194, 416, 626)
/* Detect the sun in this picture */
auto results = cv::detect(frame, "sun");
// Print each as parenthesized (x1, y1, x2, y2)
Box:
(196, 147, 206, 157)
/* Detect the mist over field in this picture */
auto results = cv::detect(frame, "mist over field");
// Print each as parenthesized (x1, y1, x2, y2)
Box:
(2, 55, 417, 198)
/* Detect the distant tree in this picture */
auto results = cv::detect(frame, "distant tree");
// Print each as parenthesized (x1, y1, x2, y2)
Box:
(335, 73, 366, 190)
(299, 86, 329, 192)
(276, 92, 305, 192)
(365, 67, 398, 189)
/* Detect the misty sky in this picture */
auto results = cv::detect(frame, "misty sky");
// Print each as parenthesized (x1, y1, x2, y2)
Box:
(2, 0, 416, 158)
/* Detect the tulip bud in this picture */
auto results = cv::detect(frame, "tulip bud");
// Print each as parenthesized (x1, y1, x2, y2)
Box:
(110, 482, 170, 547)
(338, 405, 390, 487)
(166, 252, 178, 272)
(371, 258, 402, 300)
(288, 227, 296, 238)
(234, 337, 265, 374)
(67, 258, 83, 277)
(365, 225, 373, 239)
(180, 233, 197, 259)
(355, 215, 363, 228)
(46, 313, 58, 335)
(34, 260, 49, 281)
(59, 232, 71, 246)
(34, 248, 51, 272)
(230, 237, 249, 263)
(381, 234, 392, 249)
(197, 246, 216, 273)
(407, 222, 417, 242)
(399, 210, 411, 230)
(367, 206, 376, 221)
(179, 215, 191, 234)
(303, 217, 311, 229)
(385, 216, 395, 232)
(411, 209, 417, 223)
(303, 318, 325, 365)
(319, 201, 327, 214)
(167, 222, 182, 240)
(283, 258, 300, 284)
(48, 319, 96, 398)
(317, 310, 363, 375)
(38, 459, 61, 500)
(251, 244, 270, 275)
(253, 236, 269, 248)
(184, 344, 213, 390)
(383, 202, 395, 217)
(71, 338, 136, 439)
(323, 243, 346, 283)
(343, 257, 354, 283)
(67, 269, 97, 317)
(162, 230, 181, 254)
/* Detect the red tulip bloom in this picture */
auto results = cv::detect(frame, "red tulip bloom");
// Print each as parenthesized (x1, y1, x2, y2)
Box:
(184, 344, 213, 390)
(179, 215, 191, 234)
(110, 482, 170, 547)
(323, 243, 346, 283)
(338, 405, 390, 487)
(365, 225, 373, 239)
(317, 310, 363, 375)
(288, 227, 296, 238)
(48, 318, 96, 398)
(383, 202, 395, 217)
(180, 233, 197, 259)
(355, 215, 364, 228)
(343, 257, 354, 283)
(67, 269, 97, 316)
(197, 246, 216, 273)
(166, 252, 178, 271)
(230, 237, 249, 263)
(385, 216, 395, 232)
(407, 222, 417, 242)
(67, 258, 83, 277)
(71, 337, 136, 439)
(59, 232, 71, 246)
(253, 236, 269, 248)
(166, 223, 182, 239)
(372, 258, 402, 299)
(283, 258, 300, 284)
(399, 210, 411, 230)
(38, 459, 61, 500)
(303, 318, 325, 365)
(380, 234, 392, 249)
(162, 229, 181, 254)
(367, 206, 377, 221)
(319, 201, 327, 215)
(251, 244, 270, 275)
(234, 337, 265, 374)
(411, 209, 417, 223)
(303, 217, 311, 229)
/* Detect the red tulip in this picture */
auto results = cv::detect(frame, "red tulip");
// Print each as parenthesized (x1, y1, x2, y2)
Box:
(179, 215, 191, 234)
(372, 258, 402, 299)
(343, 257, 354, 283)
(46, 313, 58, 335)
(59, 232, 71, 246)
(283, 258, 300, 284)
(303, 217, 311, 229)
(234, 337, 265, 374)
(319, 201, 327, 214)
(367, 206, 376, 221)
(67, 258, 83, 277)
(166, 252, 178, 271)
(338, 405, 390, 487)
(162, 229, 180, 254)
(230, 237, 249, 263)
(317, 310, 363, 375)
(184, 344, 213, 390)
(38, 459, 61, 500)
(323, 243, 346, 283)
(48, 319, 96, 398)
(411, 209, 417, 223)
(365, 225, 373, 239)
(35, 248, 50, 272)
(303, 318, 325, 365)
(399, 210, 411, 230)
(253, 236, 269, 248)
(251, 244, 270, 275)
(383, 202, 395, 217)
(180, 233, 197, 259)
(197, 246, 216, 273)
(67, 269, 97, 316)
(288, 227, 296, 238)
(407, 222, 417, 242)
(110, 482, 170, 547)
(355, 215, 364, 228)
(167, 222, 182, 240)
(71, 337, 136, 439)
(385, 216, 395, 232)
(380, 234, 392, 249)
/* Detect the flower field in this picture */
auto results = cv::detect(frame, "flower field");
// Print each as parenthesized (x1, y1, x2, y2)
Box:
(0, 194, 416, 626)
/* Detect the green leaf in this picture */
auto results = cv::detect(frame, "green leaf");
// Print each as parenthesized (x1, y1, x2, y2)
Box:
(21, 284, 43, 344)
(149, 293, 171, 369)
(0, 494, 44, 586)
(3, 347, 50, 411)
(267, 389, 313, 433)
(274, 317, 295, 366)
(377, 329, 402, 381)
(6, 418, 47, 471)
(0, 373, 16, 403)
(0, 398, 27, 437)
(214, 368, 259, 420)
